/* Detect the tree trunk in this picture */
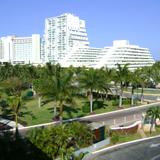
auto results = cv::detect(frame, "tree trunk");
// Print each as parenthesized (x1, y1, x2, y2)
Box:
(119, 89, 123, 107)
(150, 118, 154, 134)
(15, 114, 18, 130)
(101, 92, 103, 99)
(54, 106, 57, 117)
(105, 93, 108, 100)
(119, 95, 122, 107)
(59, 102, 63, 124)
(15, 114, 19, 139)
(90, 89, 93, 113)
(141, 87, 144, 104)
(131, 87, 134, 106)
(38, 96, 41, 108)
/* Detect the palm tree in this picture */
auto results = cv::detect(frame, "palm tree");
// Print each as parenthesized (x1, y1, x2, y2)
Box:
(32, 66, 48, 108)
(146, 107, 160, 133)
(78, 68, 100, 113)
(1, 62, 14, 80)
(44, 63, 77, 123)
(1, 77, 27, 133)
(129, 70, 139, 106)
(97, 67, 112, 100)
(114, 64, 130, 107)
(33, 79, 44, 108)
(135, 67, 150, 104)
(7, 96, 22, 130)
(151, 61, 160, 87)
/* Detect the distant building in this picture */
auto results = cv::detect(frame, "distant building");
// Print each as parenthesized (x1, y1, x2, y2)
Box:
(0, 13, 155, 69)
(61, 40, 155, 69)
(0, 34, 41, 65)
(96, 40, 155, 69)
(60, 47, 102, 68)
(44, 13, 154, 69)
(44, 13, 89, 63)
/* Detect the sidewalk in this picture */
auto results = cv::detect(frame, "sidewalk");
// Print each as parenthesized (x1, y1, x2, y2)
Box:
(0, 118, 24, 129)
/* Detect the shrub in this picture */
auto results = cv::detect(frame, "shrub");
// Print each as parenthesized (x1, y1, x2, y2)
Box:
(111, 132, 119, 144)
(112, 100, 119, 106)
(22, 89, 34, 100)
(82, 100, 104, 113)
(123, 98, 131, 105)
(93, 100, 104, 110)
(112, 98, 131, 106)
(82, 102, 90, 113)
(28, 122, 93, 159)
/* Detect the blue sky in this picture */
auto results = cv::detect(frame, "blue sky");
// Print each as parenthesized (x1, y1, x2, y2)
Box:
(0, 0, 160, 60)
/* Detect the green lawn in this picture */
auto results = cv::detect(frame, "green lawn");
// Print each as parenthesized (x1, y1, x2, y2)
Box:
(105, 126, 160, 149)
(116, 133, 142, 144)
(20, 97, 133, 126)
(21, 99, 55, 125)
(116, 126, 160, 144)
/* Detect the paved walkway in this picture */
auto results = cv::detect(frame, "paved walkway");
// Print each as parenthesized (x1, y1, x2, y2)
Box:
(0, 118, 24, 129)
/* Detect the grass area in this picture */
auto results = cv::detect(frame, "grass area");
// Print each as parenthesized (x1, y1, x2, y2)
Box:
(21, 99, 55, 125)
(20, 97, 87, 125)
(20, 97, 133, 126)
(0, 88, 142, 126)
(116, 133, 142, 144)
(146, 126, 160, 137)
(108, 126, 160, 147)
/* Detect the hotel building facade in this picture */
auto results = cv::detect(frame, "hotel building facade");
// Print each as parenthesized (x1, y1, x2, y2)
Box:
(44, 13, 154, 69)
(0, 34, 41, 65)
(0, 13, 155, 69)
(96, 40, 155, 69)
(44, 13, 89, 63)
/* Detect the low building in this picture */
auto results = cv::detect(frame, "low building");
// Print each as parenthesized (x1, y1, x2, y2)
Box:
(96, 40, 155, 70)
(60, 40, 155, 70)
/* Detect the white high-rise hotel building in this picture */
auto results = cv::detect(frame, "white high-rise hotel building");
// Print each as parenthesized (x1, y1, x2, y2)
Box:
(0, 13, 155, 68)
(44, 13, 89, 63)
(44, 13, 154, 69)
(0, 34, 41, 65)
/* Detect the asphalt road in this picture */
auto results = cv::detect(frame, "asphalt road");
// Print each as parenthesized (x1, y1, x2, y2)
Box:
(78, 102, 160, 125)
(92, 137, 160, 160)
(123, 92, 159, 101)
(10, 101, 160, 136)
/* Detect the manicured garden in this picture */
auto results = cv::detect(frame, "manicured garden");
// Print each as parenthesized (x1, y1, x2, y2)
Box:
(0, 62, 158, 128)
(0, 63, 160, 160)
(20, 96, 135, 126)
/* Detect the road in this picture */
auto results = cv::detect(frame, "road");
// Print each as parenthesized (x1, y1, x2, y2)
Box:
(123, 92, 159, 101)
(111, 88, 160, 101)
(88, 137, 160, 160)
(78, 102, 160, 126)
(3, 102, 160, 136)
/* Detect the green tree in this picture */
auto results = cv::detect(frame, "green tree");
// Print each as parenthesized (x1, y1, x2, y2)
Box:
(146, 107, 160, 133)
(33, 66, 48, 108)
(44, 63, 77, 123)
(129, 70, 139, 106)
(28, 122, 93, 160)
(96, 67, 112, 100)
(114, 64, 130, 107)
(79, 68, 100, 113)
(0, 77, 27, 133)
(7, 96, 22, 130)
(135, 67, 150, 103)
(151, 61, 160, 86)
